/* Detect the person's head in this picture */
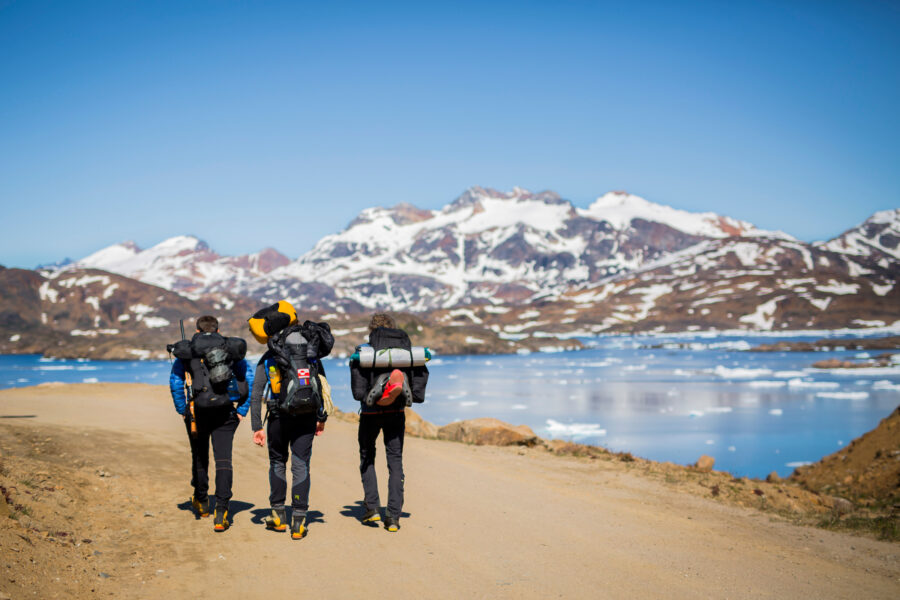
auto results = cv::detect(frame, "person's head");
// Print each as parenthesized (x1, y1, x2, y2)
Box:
(368, 312, 395, 333)
(196, 315, 219, 333)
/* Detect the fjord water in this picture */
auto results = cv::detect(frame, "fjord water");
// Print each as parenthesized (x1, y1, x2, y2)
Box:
(2, 334, 898, 478)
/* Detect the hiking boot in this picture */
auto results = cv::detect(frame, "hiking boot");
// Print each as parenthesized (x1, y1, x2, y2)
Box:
(291, 514, 307, 540)
(213, 507, 230, 532)
(264, 508, 288, 532)
(191, 495, 210, 518)
(384, 516, 400, 532)
(361, 508, 381, 524)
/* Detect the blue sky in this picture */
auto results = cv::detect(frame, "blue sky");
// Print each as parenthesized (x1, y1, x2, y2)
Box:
(1, 0, 898, 268)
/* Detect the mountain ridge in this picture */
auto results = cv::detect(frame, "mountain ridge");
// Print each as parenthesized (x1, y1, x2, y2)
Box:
(20, 186, 898, 347)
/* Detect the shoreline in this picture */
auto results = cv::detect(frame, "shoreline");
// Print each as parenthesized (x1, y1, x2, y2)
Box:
(4, 324, 900, 361)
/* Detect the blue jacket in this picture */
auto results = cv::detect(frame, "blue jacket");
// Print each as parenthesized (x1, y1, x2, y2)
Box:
(169, 358, 253, 417)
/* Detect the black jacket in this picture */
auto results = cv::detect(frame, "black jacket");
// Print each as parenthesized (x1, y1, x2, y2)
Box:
(350, 327, 428, 414)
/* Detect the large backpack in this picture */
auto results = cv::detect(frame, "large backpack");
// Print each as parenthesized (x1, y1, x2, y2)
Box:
(267, 326, 321, 416)
(168, 332, 247, 409)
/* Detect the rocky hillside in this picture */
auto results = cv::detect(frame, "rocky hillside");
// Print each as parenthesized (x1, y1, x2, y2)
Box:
(790, 406, 900, 507)
(0, 266, 579, 359)
(0, 266, 258, 359)
(817, 208, 900, 265)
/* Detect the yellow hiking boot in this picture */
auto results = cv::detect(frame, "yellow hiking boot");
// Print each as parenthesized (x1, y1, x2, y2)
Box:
(191, 495, 210, 518)
(213, 507, 229, 532)
(264, 508, 288, 532)
(291, 515, 307, 540)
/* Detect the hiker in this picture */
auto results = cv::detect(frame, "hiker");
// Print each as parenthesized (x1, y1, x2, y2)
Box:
(168, 315, 252, 532)
(350, 313, 429, 532)
(248, 301, 333, 540)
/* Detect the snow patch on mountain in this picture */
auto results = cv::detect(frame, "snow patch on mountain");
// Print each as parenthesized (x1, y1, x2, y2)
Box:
(818, 208, 900, 261)
(579, 191, 792, 239)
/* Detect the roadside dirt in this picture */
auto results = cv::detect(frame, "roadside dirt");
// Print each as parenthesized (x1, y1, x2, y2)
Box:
(0, 383, 898, 599)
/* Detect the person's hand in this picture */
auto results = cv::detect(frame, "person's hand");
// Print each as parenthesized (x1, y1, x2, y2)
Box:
(315, 421, 326, 436)
(253, 429, 265, 446)
(237, 413, 243, 422)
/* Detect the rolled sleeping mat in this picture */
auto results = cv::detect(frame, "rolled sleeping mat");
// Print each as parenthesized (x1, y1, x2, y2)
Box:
(352, 346, 431, 368)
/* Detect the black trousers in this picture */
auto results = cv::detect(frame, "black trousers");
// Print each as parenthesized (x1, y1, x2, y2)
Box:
(266, 412, 318, 516)
(358, 411, 405, 519)
(185, 407, 240, 509)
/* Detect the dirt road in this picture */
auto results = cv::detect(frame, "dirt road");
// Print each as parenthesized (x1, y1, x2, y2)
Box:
(0, 383, 897, 599)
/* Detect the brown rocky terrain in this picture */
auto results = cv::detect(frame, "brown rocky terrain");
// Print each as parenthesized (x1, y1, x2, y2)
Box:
(0, 266, 581, 360)
(791, 406, 900, 510)
(1, 383, 898, 600)
(750, 336, 900, 352)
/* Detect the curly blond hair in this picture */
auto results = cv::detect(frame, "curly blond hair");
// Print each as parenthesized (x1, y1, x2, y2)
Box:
(368, 312, 396, 333)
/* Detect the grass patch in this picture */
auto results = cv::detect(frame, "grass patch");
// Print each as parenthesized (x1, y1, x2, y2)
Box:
(818, 514, 900, 542)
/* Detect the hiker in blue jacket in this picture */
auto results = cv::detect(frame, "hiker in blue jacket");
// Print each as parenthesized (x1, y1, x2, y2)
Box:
(169, 315, 252, 531)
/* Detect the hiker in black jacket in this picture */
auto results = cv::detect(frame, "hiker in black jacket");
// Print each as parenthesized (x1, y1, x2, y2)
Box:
(249, 317, 331, 540)
(350, 313, 428, 532)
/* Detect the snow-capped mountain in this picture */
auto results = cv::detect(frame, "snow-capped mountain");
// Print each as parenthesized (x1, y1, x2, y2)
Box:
(70, 236, 290, 297)
(0, 265, 258, 359)
(816, 208, 900, 265)
(239, 187, 786, 310)
(51, 187, 899, 335)
(545, 234, 899, 334)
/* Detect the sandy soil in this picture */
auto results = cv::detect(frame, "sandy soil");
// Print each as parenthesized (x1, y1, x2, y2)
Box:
(0, 383, 898, 600)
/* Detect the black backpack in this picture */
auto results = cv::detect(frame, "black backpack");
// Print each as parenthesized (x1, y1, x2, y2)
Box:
(168, 332, 247, 409)
(267, 326, 321, 416)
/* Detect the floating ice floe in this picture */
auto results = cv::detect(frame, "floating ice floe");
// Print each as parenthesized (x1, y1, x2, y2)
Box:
(705, 406, 733, 413)
(787, 379, 839, 389)
(769, 408, 783, 415)
(689, 410, 704, 418)
(816, 391, 869, 400)
(823, 366, 900, 376)
(785, 461, 812, 468)
(713, 366, 773, 379)
(749, 380, 787, 388)
(510, 404, 528, 410)
(36, 365, 75, 371)
(459, 401, 479, 407)
(727, 446, 736, 452)
(82, 377, 99, 383)
(622, 364, 647, 371)
(873, 380, 900, 391)
(705, 439, 715, 445)
(774, 370, 806, 378)
(545, 419, 606, 437)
